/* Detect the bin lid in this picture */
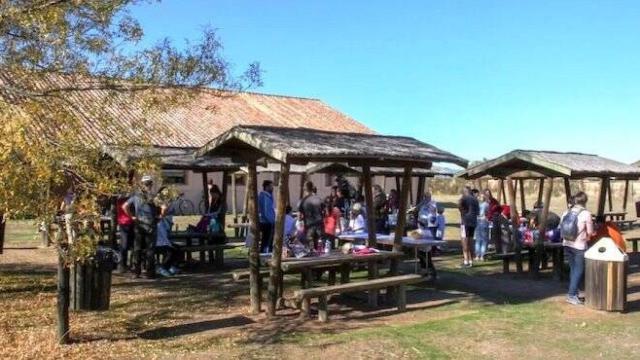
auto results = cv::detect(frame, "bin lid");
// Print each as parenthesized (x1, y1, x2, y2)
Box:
(585, 238, 628, 262)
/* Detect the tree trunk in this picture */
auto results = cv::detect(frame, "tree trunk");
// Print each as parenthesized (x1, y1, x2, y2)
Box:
(0, 213, 5, 255)
(57, 246, 70, 344)
(268, 163, 289, 317)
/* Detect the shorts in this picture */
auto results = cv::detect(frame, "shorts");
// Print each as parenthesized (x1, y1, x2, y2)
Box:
(465, 226, 476, 239)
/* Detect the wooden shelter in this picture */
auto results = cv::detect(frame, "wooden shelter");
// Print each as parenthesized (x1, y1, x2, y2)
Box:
(196, 125, 468, 316)
(458, 150, 640, 277)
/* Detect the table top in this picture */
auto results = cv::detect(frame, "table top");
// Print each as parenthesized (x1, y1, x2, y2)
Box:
(272, 250, 404, 271)
(227, 223, 251, 229)
(338, 233, 446, 248)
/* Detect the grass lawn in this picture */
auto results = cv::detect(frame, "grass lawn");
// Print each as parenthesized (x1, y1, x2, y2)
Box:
(2, 193, 640, 359)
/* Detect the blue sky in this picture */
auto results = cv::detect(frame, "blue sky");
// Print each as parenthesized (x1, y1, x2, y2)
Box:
(131, 1, 640, 164)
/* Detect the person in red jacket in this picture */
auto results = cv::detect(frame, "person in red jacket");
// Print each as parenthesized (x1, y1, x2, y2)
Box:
(116, 194, 135, 273)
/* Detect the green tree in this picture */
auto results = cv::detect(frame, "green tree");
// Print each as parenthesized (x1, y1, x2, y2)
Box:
(0, 0, 261, 344)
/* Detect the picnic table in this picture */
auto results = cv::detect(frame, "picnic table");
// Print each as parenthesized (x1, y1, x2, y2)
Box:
(495, 241, 564, 280)
(265, 250, 405, 307)
(169, 231, 228, 266)
(337, 233, 446, 273)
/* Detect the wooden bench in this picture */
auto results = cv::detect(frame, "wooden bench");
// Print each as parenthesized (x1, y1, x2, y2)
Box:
(179, 243, 243, 267)
(490, 251, 530, 274)
(293, 274, 423, 322)
(628, 237, 640, 253)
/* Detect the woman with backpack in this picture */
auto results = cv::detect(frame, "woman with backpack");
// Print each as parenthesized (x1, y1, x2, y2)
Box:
(560, 191, 594, 306)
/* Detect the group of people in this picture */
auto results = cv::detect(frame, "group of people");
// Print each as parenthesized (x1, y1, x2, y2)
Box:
(115, 176, 228, 279)
(456, 185, 627, 306)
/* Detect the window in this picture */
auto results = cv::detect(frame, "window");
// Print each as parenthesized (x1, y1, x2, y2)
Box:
(162, 170, 187, 185)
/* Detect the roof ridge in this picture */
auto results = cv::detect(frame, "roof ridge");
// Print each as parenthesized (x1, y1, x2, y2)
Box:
(198, 87, 321, 101)
(513, 149, 598, 157)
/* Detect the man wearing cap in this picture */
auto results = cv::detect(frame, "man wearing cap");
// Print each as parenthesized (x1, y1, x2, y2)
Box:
(123, 175, 158, 279)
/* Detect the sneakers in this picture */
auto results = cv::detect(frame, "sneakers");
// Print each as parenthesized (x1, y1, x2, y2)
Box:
(566, 296, 584, 306)
(168, 266, 180, 275)
(157, 267, 172, 278)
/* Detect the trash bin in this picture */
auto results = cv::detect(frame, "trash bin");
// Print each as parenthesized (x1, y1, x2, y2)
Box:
(585, 238, 628, 312)
(70, 246, 118, 311)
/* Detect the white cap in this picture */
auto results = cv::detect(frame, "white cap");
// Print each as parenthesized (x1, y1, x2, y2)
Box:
(141, 175, 153, 183)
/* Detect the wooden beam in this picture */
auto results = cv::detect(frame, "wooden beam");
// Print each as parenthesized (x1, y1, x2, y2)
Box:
(416, 176, 426, 203)
(563, 178, 571, 207)
(501, 179, 507, 204)
(518, 178, 526, 212)
(507, 178, 522, 273)
(394, 167, 412, 252)
(395, 176, 401, 192)
(201, 172, 210, 212)
(362, 166, 376, 247)
(597, 178, 608, 217)
(247, 162, 261, 314)
(497, 179, 504, 204)
(623, 180, 630, 212)
(268, 163, 289, 317)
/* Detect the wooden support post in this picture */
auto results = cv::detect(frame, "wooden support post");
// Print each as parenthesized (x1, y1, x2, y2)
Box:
(247, 162, 261, 315)
(534, 177, 554, 279)
(507, 178, 522, 273)
(497, 179, 504, 204)
(242, 173, 249, 216)
(564, 178, 571, 207)
(519, 179, 526, 212)
(623, 180, 630, 212)
(395, 167, 412, 252)
(318, 295, 329, 322)
(417, 176, 426, 203)
(501, 179, 507, 204)
(268, 163, 289, 317)
(201, 172, 210, 213)
(537, 178, 545, 206)
(221, 171, 229, 221)
(597, 178, 609, 217)
(340, 263, 351, 284)
(57, 245, 70, 344)
(409, 176, 414, 205)
(395, 176, 401, 192)
(231, 173, 237, 217)
(300, 298, 310, 319)
(367, 260, 379, 307)
(362, 166, 377, 247)
(607, 180, 613, 212)
(397, 285, 407, 311)
(299, 173, 307, 200)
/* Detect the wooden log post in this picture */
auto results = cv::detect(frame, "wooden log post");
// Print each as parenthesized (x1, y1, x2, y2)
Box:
(247, 162, 262, 314)
(231, 172, 237, 218)
(564, 178, 572, 207)
(395, 176, 401, 192)
(395, 167, 412, 252)
(416, 176, 426, 203)
(501, 179, 507, 204)
(268, 163, 289, 317)
(534, 177, 554, 279)
(221, 171, 229, 226)
(242, 173, 249, 217)
(537, 178, 545, 206)
(57, 245, 70, 344)
(497, 179, 504, 204)
(623, 180, 630, 212)
(362, 166, 377, 247)
(507, 178, 522, 273)
(299, 173, 308, 201)
(607, 180, 614, 212)
(519, 179, 526, 212)
(201, 172, 210, 213)
(597, 178, 609, 217)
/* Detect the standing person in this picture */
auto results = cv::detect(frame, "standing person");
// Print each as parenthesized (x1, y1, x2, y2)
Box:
(323, 197, 342, 249)
(560, 191, 594, 305)
(298, 181, 324, 251)
(258, 180, 275, 253)
(123, 175, 158, 279)
(115, 193, 135, 273)
(373, 185, 388, 234)
(483, 189, 502, 253)
(459, 186, 479, 267)
(474, 192, 490, 261)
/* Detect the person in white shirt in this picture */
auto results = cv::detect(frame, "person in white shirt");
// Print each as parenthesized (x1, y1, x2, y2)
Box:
(560, 192, 594, 306)
(348, 203, 366, 233)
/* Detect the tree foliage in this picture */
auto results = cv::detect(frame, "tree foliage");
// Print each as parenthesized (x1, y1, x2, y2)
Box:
(0, 0, 261, 229)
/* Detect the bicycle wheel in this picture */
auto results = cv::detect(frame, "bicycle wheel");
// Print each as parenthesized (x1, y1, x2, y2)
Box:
(179, 199, 196, 216)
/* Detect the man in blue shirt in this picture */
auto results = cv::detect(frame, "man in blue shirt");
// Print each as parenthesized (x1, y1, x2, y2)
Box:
(258, 180, 275, 253)
(123, 175, 158, 279)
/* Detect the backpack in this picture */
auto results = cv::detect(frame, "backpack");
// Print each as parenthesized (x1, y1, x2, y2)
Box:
(560, 208, 584, 241)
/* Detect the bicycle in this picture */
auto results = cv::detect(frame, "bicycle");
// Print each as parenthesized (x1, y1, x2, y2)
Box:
(175, 192, 196, 216)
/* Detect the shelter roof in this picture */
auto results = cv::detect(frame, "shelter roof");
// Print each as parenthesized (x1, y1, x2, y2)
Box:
(196, 125, 469, 168)
(457, 150, 640, 180)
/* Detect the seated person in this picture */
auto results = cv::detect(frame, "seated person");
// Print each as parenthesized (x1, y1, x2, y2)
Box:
(593, 215, 626, 251)
(347, 203, 366, 233)
(155, 188, 180, 277)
